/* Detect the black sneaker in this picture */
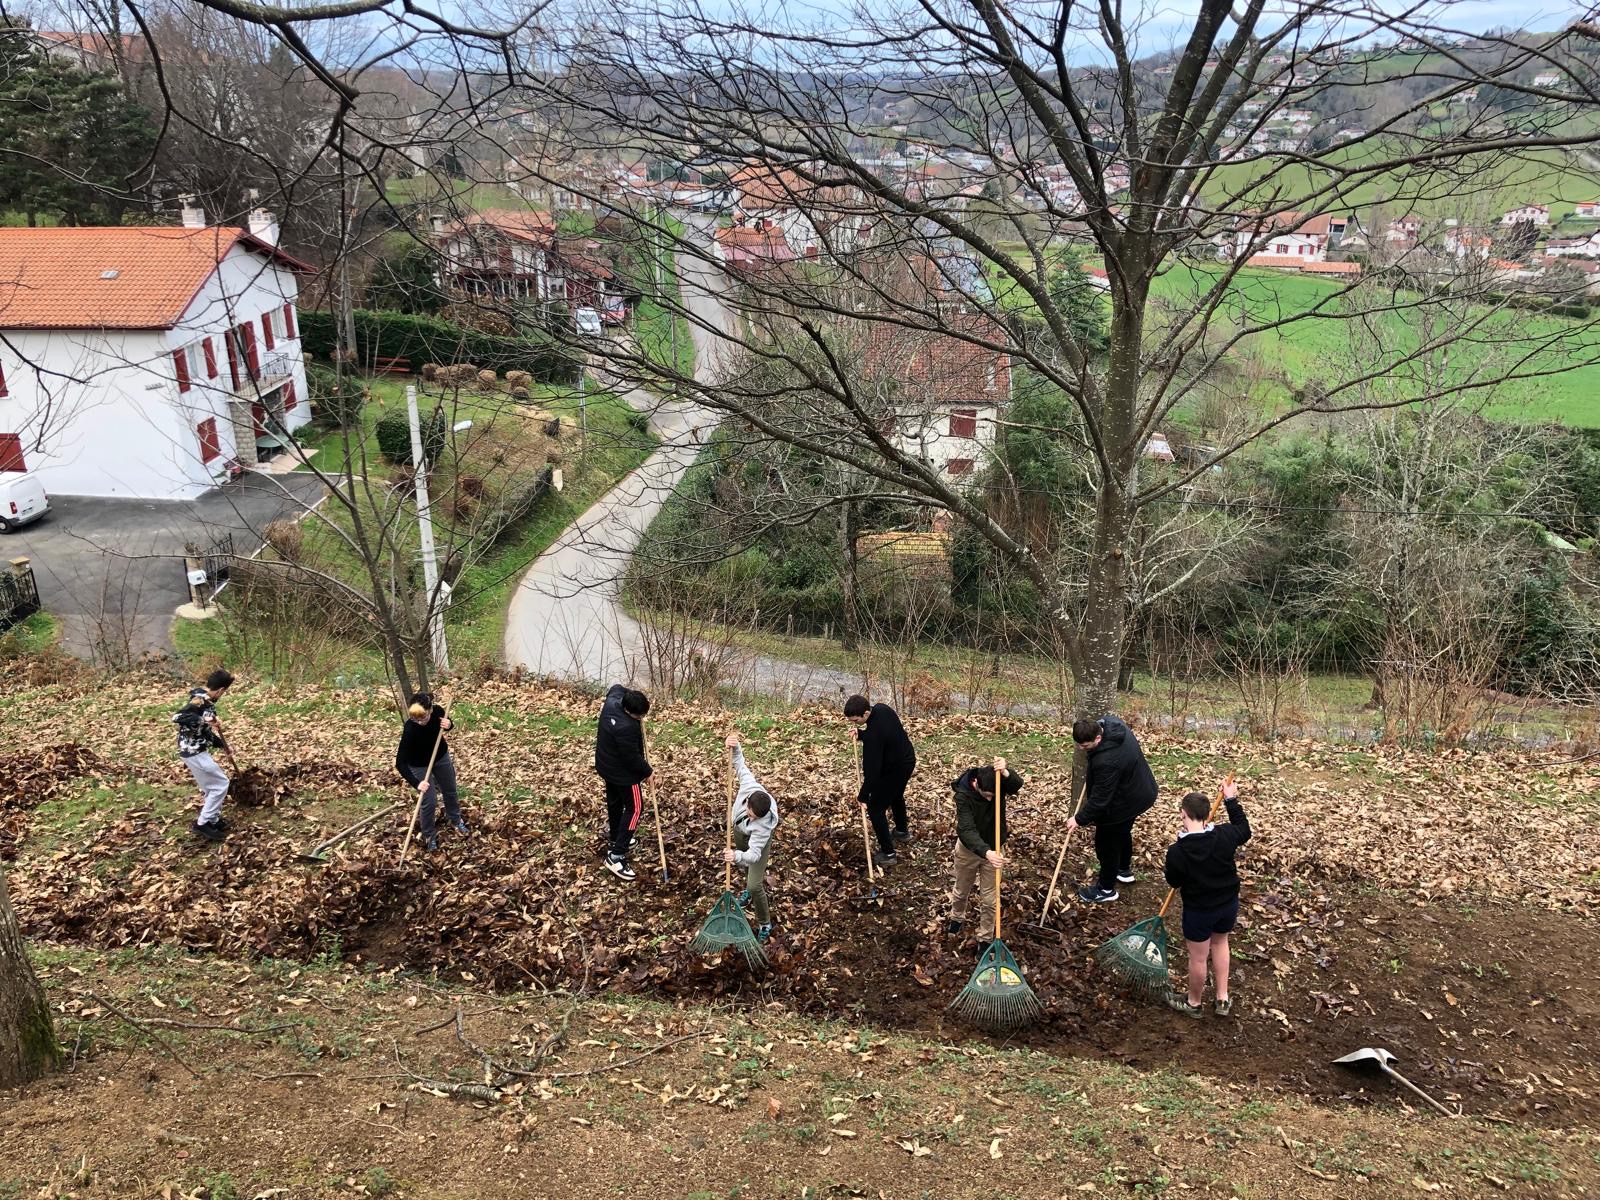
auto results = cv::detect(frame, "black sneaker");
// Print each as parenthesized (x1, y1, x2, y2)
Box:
(605, 854, 636, 882)
(945, 918, 963, 935)
(892, 829, 911, 844)
(191, 820, 225, 842)
(1077, 884, 1119, 904)
(214, 816, 232, 832)
(755, 924, 772, 943)
(423, 834, 439, 853)
(873, 851, 898, 869)
(1166, 992, 1204, 1019)
(450, 819, 469, 835)
(1116, 871, 1136, 885)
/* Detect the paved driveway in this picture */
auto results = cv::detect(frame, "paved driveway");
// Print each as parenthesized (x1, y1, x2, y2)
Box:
(6, 471, 329, 660)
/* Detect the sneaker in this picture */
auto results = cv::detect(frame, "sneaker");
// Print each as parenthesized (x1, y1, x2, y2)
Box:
(736, 889, 751, 909)
(873, 851, 898, 869)
(1116, 869, 1136, 884)
(450, 818, 469, 835)
(892, 829, 911, 844)
(191, 819, 225, 842)
(945, 918, 963, 935)
(423, 834, 439, 853)
(1214, 998, 1233, 1017)
(755, 924, 772, 943)
(1166, 993, 1204, 1019)
(604, 854, 636, 882)
(1077, 885, 1119, 904)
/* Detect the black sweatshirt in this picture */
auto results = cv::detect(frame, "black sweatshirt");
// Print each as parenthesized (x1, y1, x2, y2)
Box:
(952, 766, 1024, 855)
(1163, 796, 1252, 910)
(594, 683, 651, 785)
(1079, 714, 1159, 826)
(396, 705, 449, 772)
(855, 703, 916, 801)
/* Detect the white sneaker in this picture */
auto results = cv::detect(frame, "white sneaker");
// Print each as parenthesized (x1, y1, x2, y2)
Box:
(1116, 870, 1136, 884)
(604, 855, 635, 882)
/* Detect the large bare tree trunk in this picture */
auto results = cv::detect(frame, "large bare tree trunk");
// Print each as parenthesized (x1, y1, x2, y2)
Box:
(0, 868, 58, 1089)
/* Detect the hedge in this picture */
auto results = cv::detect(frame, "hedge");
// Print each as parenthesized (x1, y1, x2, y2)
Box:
(375, 410, 446, 466)
(300, 308, 576, 382)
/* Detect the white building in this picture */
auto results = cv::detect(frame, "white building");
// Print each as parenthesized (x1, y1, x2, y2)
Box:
(1501, 204, 1549, 227)
(1544, 231, 1600, 258)
(0, 209, 310, 499)
(1533, 72, 1563, 88)
(1217, 211, 1343, 262)
(1573, 201, 1600, 219)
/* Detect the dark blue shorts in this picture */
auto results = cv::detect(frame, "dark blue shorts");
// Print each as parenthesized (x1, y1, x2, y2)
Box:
(1182, 898, 1239, 943)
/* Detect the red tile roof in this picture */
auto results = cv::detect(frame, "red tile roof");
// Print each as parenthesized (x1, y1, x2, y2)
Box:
(0, 225, 307, 330)
(862, 313, 1010, 406)
(441, 209, 556, 245)
(1299, 261, 1363, 274)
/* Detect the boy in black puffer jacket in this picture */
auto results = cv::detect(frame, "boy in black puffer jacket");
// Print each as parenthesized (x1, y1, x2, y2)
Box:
(1163, 777, 1251, 1018)
(1068, 713, 1159, 903)
(595, 684, 652, 882)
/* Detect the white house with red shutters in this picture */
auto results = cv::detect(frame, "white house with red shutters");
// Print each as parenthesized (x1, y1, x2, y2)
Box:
(0, 205, 310, 499)
(1500, 204, 1549, 227)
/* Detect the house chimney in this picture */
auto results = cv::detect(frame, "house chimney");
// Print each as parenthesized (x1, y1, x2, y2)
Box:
(248, 202, 280, 246)
(178, 194, 207, 229)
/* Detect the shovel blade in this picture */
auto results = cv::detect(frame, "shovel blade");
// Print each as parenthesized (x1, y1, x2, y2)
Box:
(1333, 1046, 1395, 1068)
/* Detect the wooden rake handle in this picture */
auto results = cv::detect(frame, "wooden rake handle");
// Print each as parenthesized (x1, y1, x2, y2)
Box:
(993, 757, 1004, 940)
(1039, 777, 1087, 924)
(646, 724, 667, 881)
(856, 741, 875, 884)
(725, 742, 735, 891)
(1155, 773, 1233, 920)
(399, 696, 451, 866)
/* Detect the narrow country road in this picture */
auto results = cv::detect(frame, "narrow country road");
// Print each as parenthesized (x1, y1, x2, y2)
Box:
(503, 214, 872, 700)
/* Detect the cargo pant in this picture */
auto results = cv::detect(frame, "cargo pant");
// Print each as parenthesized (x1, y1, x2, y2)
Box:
(733, 826, 770, 926)
(950, 842, 998, 942)
(183, 751, 230, 825)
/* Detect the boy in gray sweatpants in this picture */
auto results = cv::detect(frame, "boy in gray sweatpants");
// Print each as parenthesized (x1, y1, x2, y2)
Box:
(174, 668, 235, 842)
(723, 733, 779, 942)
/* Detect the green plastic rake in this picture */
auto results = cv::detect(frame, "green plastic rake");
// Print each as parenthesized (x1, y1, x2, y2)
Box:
(1092, 776, 1230, 1000)
(689, 744, 767, 969)
(948, 758, 1042, 1032)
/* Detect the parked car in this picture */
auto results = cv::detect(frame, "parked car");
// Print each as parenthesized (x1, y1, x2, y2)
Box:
(0, 472, 48, 533)
(574, 306, 603, 336)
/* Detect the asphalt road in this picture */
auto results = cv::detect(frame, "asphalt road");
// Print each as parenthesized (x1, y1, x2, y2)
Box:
(6, 471, 328, 660)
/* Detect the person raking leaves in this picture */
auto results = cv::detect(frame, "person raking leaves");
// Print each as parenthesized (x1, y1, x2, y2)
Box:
(1163, 776, 1251, 1018)
(395, 693, 465, 853)
(1068, 713, 1159, 903)
(946, 757, 1024, 952)
(844, 694, 916, 868)
(723, 732, 779, 943)
(594, 684, 652, 882)
(174, 668, 235, 842)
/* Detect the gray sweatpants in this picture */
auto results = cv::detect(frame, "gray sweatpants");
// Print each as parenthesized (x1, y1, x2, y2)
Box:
(183, 752, 230, 824)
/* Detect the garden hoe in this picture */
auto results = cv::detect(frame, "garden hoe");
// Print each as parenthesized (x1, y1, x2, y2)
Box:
(1092, 776, 1232, 1000)
(688, 743, 766, 969)
(297, 801, 405, 864)
(1017, 778, 1087, 944)
(845, 741, 891, 907)
(398, 700, 449, 866)
(1333, 1046, 1455, 1117)
(948, 758, 1043, 1033)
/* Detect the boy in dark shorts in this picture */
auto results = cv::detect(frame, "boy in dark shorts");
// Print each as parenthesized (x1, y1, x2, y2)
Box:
(1162, 777, 1250, 1017)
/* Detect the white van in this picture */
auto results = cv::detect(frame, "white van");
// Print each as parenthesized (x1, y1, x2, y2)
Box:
(573, 306, 603, 337)
(0, 473, 48, 533)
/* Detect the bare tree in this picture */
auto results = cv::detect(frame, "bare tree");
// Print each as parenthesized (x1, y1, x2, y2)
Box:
(0, 865, 57, 1088)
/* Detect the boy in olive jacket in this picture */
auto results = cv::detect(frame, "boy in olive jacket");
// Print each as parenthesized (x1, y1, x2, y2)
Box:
(947, 758, 1024, 951)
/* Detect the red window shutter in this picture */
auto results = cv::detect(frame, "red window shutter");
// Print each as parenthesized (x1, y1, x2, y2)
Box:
(173, 348, 192, 393)
(283, 380, 297, 412)
(949, 409, 978, 438)
(947, 457, 974, 476)
(243, 322, 259, 375)
(251, 402, 266, 434)
(261, 311, 276, 350)
(282, 302, 297, 338)
(203, 338, 218, 379)
(197, 418, 220, 463)
(0, 361, 8, 398)
(0, 433, 25, 472)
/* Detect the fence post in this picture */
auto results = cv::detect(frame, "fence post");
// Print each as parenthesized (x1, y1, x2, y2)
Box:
(8, 556, 28, 578)
(183, 542, 208, 609)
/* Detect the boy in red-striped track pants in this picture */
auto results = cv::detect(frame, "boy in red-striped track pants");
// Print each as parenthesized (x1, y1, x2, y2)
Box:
(594, 684, 652, 882)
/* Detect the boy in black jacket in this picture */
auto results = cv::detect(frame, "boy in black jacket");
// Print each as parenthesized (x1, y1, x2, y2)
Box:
(946, 758, 1024, 951)
(1163, 778, 1251, 1018)
(1067, 714, 1159, 904)
(594, 684, 651, 882)
(395, 693, 463, 853)
(844, 694, 916, 867)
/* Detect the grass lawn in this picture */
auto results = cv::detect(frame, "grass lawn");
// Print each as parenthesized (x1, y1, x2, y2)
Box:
(0, 610, 59, 654)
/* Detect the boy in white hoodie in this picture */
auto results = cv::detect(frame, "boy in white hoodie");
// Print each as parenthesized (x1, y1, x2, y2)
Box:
(723, 733, 779, 942)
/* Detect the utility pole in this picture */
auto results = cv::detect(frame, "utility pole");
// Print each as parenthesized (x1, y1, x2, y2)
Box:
(406, 383, 449, 672)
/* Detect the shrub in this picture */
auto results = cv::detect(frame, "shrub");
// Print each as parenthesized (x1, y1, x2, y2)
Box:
(477, 369, 498, 389)
(375, 409, 445, 465)
(505, 370, 531, 389)
(510, 385, 530, 402)
(299, 308, 575, 382)
(307, 364, 364, 429)
(262, 518, 304, 562)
